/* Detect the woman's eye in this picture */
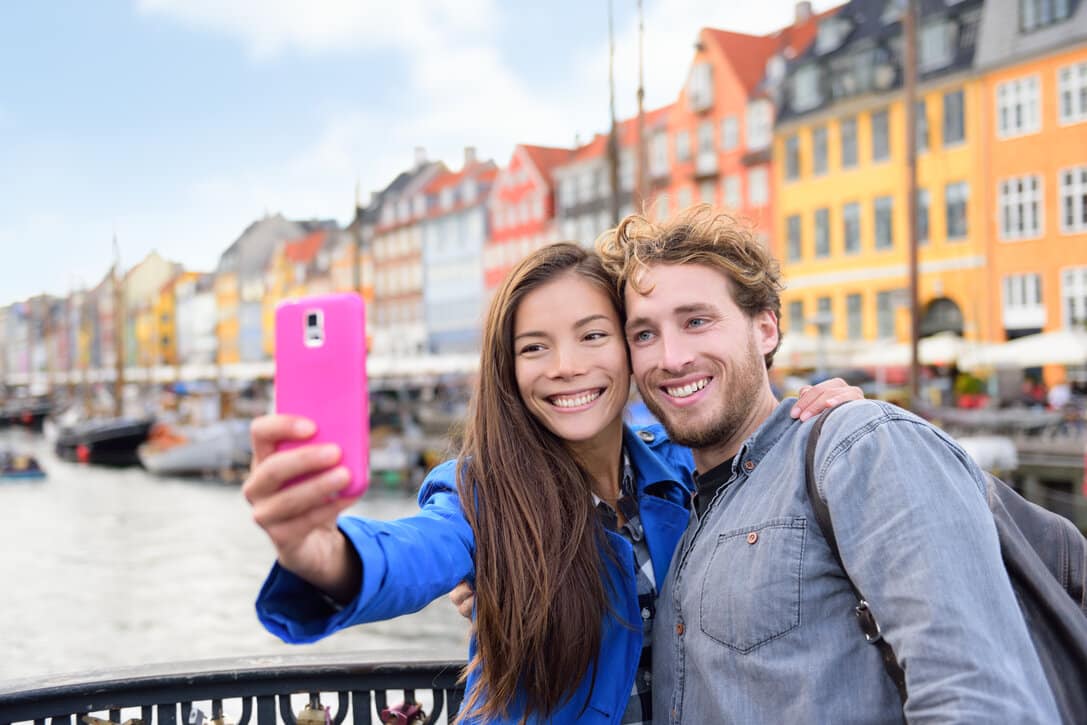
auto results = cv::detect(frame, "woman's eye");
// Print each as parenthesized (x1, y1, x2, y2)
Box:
(519, 344, 544, 354)
(584, 331, 607, 341)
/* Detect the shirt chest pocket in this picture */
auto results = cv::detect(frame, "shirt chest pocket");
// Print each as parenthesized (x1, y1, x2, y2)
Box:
(699, 517, 806, 653)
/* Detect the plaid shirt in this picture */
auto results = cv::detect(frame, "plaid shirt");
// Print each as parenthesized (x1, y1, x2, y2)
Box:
(595, 448, 656, 725)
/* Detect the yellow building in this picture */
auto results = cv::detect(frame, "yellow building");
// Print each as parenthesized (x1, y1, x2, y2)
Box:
(774, 0, 990, 356)
(215, 271, 240, 365)
(154, 271, 199, 366)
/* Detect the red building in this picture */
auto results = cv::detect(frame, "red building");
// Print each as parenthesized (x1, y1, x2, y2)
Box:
(665, 3, 836, 250)
(484, 144, 573, 292)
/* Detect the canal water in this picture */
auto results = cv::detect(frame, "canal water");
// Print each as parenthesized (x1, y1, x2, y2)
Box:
(0, 427, 470, 683)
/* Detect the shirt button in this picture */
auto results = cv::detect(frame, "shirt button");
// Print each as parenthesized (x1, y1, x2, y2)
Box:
(747, 531, 758, 545)
(642, 607, 651, 620)
(676, 622, 685, 636)
(743, 460, 756, 471)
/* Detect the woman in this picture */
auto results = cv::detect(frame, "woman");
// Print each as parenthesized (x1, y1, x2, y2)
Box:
(244, 243, 858, 724)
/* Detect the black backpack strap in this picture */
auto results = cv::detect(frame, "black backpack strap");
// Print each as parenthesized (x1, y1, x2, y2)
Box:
(805, 410, 908, 703)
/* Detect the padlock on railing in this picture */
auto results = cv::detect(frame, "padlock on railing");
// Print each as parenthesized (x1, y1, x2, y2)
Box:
(296, 694, 332, 725)
(380, 701, 426, 725)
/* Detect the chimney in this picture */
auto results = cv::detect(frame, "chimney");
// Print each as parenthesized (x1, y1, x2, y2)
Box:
(414, 146, 427, 168)
(795, 0, 813, 24)
(464, 146, 477, 167)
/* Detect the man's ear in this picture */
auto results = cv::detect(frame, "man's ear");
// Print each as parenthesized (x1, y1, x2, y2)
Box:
(753, 309, 779, 356)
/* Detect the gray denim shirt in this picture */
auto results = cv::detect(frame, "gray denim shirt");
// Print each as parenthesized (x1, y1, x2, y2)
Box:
(652, 399, 1058, 724)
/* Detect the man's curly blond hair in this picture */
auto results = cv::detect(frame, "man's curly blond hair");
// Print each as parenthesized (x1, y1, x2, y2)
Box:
(595, 204, 784, 368)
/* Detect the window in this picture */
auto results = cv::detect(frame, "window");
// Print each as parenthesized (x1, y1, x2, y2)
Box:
(812, 126, 828, 175)
(917, 188, 930, 245)
(792, 64, 824, 112)
(787, 214, 802, 261)
(722, 115, 740, 150)
(688, 63, 714, 111)
(785, 135, 800, 180)
(871, 109, 890, 162)
(746, 99, 773, 151)
(945, 181, 970, 239)
(815, 208, 831, 257)
(843, 202, 861, 254)
(700, 180, 717, 206)
(788, 300, 805, 332)
(619, 149, 635, 191)
(840, 116, 858, 168)
(875, 196, 894, 249)
(846, 293, 863, 340)
(748, 167, 769, 207)
(919, 21, 955, 73)
(677, 186, 693, 210)
(696, 120, 717, 175)
(997, 76, 1041, 137)
(1020, 0, 1074, 32)
(876, 291, 896, 338)
(1060, 166, 1087, 233)
(1058, 62, 1087, 124)
(943, 89, 965, 145)
(1002, 273, 1045, 330)
(1062, 267, 1087, 329)
(999, 175, 1043, 240)
(649, 132, 669, 177)
(724, 175, 741, 209)
(915, 100, 929, 153)
(816, 297, 833, 331)
(675, 130, 691, 162)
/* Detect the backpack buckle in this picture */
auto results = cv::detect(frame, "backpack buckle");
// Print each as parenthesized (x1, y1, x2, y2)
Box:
(855, 599, 884, 643)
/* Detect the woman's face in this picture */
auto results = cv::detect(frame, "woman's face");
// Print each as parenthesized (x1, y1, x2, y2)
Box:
(513, 272, 630, 445)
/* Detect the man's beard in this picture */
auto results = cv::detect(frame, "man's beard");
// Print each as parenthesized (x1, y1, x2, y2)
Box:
(640, 330, 765, 450)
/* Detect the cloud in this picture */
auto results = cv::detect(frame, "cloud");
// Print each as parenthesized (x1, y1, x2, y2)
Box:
(136, 0, 496, 60)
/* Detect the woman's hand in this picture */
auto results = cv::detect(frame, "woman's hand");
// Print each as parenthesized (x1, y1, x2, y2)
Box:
(790, 378, 864, 422)
(242, 414, 361, 602)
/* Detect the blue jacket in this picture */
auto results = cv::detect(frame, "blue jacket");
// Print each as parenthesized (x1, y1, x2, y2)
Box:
(256, 423, 694, 724)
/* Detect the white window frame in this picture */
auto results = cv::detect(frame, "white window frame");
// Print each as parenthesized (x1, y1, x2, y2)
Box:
(1059, 165, 1087, 234)
(1061, 266, 1087, 329)
(843, 201, 861, 254)
(721, 115, 740, 151)
(687, 63, 714, 111)
(996, 75, 1042, 138)
(1058, 62, 1087, 125)
(723, 175, 741, 209)
(699, 180, 717, 206)
(748, 167, 769, 207)
(746, 100, 773, 151)
(675, 130, 691, 162)
(945, 181, 970, 240)
(998, 174, 1044, 241)
(1002, 272, 1046, 330)
(919, 21, 954, 73)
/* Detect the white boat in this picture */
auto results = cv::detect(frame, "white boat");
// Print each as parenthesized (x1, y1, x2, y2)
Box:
(137, 419, 252, 477)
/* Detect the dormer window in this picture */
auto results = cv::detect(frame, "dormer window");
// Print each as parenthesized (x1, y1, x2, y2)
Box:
(919, 21, 956, 72)
(687, 63, 714, 111)
(792, 64, 824, 113)
(765, 55, 786, 86)
(462, 181, 477, 203)
(881, 0, 903, 24)
(1020, 0, 1073, 32)
(412, 195, 426, 218)
(815, 16, 851, 55)
(440, 187, 455, 210)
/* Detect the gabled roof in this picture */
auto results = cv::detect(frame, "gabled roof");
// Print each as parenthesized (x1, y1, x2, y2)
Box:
(520, 144, 575, 183)
(284, 229, 328, 264)
(560, 104, 674, 167)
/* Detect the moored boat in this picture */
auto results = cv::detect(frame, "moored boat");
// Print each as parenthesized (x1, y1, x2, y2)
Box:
(137, 418, 253, 477)
(0, 450, 46, 481)
(55, 416, 154, 466)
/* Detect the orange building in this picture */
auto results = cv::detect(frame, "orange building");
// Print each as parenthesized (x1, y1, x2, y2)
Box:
(979, 32, 1087, 357)
(665, 5, 833, 252)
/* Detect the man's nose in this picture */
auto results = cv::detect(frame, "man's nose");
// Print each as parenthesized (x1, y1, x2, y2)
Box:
(658, 328, 695, 373)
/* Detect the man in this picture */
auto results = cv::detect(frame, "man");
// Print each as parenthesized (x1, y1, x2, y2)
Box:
(595, 206, 1058, 723)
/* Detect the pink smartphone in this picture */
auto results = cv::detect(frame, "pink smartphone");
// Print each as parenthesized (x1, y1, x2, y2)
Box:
(274, 293, 369, 498)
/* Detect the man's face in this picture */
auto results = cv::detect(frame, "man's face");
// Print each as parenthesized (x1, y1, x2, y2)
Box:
(623, 262, 778, 450)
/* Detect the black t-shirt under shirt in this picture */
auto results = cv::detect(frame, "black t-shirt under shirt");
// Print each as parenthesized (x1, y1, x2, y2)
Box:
(693, 456, 735, 519)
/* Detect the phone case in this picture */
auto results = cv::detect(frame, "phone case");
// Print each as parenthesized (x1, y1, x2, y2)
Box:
(274, 292, 369, 498)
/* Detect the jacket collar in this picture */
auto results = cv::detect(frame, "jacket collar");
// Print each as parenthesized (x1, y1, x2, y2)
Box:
(623, 424, 684, 496)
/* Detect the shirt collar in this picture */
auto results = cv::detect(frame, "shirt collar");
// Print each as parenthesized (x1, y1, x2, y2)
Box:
(731, 398, 800, 470)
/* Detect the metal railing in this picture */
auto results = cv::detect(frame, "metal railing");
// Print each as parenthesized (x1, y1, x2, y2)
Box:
(0, 653, 466, 725)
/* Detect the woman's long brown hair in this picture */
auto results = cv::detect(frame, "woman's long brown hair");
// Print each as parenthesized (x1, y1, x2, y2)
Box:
(456, 243, 619, 723)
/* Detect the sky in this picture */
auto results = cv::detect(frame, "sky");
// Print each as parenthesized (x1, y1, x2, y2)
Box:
(0, 0, 837, 307)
